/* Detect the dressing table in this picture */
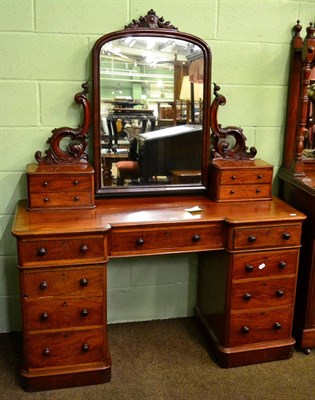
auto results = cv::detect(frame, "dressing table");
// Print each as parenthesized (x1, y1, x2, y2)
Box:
(12, 10, 306, 391)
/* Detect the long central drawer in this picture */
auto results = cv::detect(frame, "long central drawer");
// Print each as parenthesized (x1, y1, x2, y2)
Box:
(110, 223, 223, 256)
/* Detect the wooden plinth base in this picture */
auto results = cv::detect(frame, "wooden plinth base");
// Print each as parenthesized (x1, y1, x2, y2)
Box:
(21, 364, 111, 392)
(195, 307, 295, 368)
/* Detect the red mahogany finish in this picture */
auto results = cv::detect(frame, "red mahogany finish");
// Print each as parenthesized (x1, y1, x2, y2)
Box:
(279, 21, 315, 355)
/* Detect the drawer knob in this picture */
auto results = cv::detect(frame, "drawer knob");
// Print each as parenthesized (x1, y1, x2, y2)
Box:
(73, 180, 79, 185)
(231, 175, 236, 180)
(279, 261, 287, 269)
(243, 292, 252, 300)
(43, 348, 51, 357)
(230, 189, 235, 194)
(256, 188, 261, 193)
(80, 244, 89, 254)
(39, 281, 48, 290)
(81, 343, 89, 352)
(248, 236, 256, 243)
(257, 174, 263, 179)
(43, 197, 49, 203)
(43, 181, 49, 187)
(276, 290, 284, 297)
(74, 196, 80, 202)
(80, 278, 88, 286)
(136, 238, 145, 246)
(40, 312, 49, 320)
(245, 264, 254, 272)
(80, 308, 89, 317)
(282, 233, 291, 240)
(242, 326, 250, 334)
(274, 322, 282, 330)
(192, 234, 201, 242)
(37, 247, 47, 256)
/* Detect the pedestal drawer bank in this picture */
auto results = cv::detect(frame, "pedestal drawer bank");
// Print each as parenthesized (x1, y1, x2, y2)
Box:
(12, 195, 305, 390)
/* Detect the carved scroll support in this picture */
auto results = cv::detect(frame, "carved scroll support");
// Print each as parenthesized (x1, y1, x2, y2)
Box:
(35, 82, 91, 165)
(210, 84, 257, 160)
(292, 22, 315, 175)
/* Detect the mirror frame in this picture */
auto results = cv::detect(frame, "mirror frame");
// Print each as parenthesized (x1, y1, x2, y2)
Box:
(92, 10, 212, 197)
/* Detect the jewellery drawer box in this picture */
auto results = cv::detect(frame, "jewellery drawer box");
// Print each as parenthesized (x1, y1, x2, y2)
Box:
(26, 163, 95, 210)
(25, 328, 105, 369)
(17, 235, 106, 267)
(20, 266, 104, 297)
(228, 307, 293, 346)
(110, 223, 224, 256)
(209, 159, 273, 202)
(227, 224, 302, 251)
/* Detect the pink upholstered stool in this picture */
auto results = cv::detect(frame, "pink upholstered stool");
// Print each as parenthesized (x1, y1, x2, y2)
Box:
(116, 161, 141, 185)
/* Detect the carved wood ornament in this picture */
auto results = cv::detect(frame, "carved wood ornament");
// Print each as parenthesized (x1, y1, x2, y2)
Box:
(35, 82, 91, 165)
(125, 9, 178, 30)
(210, 83, 257, 160)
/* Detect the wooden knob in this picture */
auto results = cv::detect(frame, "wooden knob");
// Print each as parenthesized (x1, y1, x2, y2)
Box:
(42, 181, 49, 187)
(42, 348, 51, 357)
(136, 238, 145, 246)
(231, 175, 236, 180)
(80, 244, 88, 254)
(274, 322, 282, 330)
(248, 236, 256, 243)
(81, 343, 89, 352)
(40, 312, 49, 320)
(242, 326, 250, 334)
(73, 180, 79, 185)
(37, 247, 47, 256)
(230, 189, 235, 194)
(257, 174, 263, 179)
(243, 293, 252, 300)
(80, 308, 89, 317)
(278, 261, 287, 269)
(39, 281, 48, 290)
(276, 290, 284, 297)
(256, 188, 261, 193)
(282, 233, 291, 240)
(43, 197, 49, 203)
(192, 234, 200, 242)
(74, 196, 80, 202)
(80, 278, 88, 287)
(245, 265, 254, 272)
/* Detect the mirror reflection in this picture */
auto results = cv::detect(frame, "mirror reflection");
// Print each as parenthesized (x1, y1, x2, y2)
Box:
(99, 36, 204, 187)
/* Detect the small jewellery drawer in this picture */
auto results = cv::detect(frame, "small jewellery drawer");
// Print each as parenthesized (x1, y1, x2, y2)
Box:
(217, 184, 271, 201)
(23, 296, 103, 331)
(110, 223, 223, 256)
(231, 224, 302, 250)
(28, 174, 92, 193)
(18, 235, 106, 266)
(25, 328, 104, 369)
(232, 249, 299, 280)
(231, 277, 295, 310)
(229, 308, 293, 346)
(29, 192, 93, 209)
(220, 168, 273, 185)
(21, 266, 103, 298)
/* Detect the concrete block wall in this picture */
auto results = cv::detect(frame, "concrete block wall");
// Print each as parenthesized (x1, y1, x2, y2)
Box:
(0, 0, 314, 331)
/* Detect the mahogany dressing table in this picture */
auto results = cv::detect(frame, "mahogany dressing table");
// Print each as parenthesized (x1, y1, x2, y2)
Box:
(12, 10, 306, 391)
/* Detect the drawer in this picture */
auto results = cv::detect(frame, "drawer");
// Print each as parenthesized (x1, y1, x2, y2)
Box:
(25, 328, 104, 369)
(229, 308, 293, 346)
(23, 296, 104, 331)
(28, 174, 92, 193)
(28, 191, 93, 209)
(217, 184, 271, 201)
(110, 223, 223, 256)
(232, 249, 299, 280)
(220, 169, 273, 185)
(21, 266, 104, 298)
(231, 224, 302, 250)
(231, 277, 295, 310)
(18, 235, 106, 266)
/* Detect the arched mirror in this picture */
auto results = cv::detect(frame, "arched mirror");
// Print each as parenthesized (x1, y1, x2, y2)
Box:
(92, 10, 212, 196)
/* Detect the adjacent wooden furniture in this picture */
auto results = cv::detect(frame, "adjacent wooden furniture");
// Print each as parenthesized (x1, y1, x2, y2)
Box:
(11, 10, 307, 392)
(278, 21, 315, 354)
